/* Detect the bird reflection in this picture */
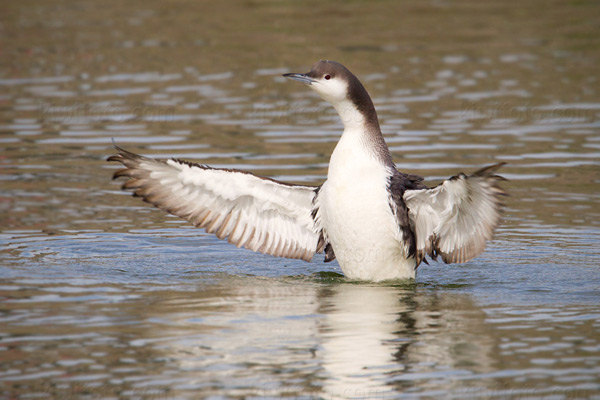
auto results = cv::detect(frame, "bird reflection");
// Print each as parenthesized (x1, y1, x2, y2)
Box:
(317, 283, 492, 398)
(100, 276, 492, 398)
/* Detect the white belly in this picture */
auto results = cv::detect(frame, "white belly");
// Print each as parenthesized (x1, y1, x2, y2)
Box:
(319, 133, 416, 281)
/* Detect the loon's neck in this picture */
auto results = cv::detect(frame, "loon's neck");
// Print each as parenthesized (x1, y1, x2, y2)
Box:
(332, 98, 393, 166)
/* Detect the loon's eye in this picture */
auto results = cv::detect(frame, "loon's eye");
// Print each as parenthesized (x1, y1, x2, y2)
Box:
(324, 74, 331, 80)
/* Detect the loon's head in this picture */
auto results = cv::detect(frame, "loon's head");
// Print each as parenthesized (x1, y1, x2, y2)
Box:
(284, 60, 378, 127)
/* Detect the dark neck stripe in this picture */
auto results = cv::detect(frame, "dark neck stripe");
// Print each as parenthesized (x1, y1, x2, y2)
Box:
(346, 75, 393, 165)
(346, 74, 379, 128)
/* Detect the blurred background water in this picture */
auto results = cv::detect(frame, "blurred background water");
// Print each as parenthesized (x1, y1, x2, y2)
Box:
(1, 0, 599, 398)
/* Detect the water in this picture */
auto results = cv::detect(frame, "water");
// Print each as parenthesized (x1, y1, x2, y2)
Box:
(1, 0, 599, 398)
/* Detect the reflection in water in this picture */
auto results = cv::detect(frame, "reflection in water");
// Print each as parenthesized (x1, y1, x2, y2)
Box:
(2, 277, 490, 398)
(318, 285, 495, 399)
(1, 262, 599, 398)
(320, 285, 406, 398)
(4, 274, 597, 399)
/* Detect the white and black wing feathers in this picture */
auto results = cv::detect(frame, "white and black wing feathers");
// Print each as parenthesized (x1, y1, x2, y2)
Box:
(108, 146, 321, 261)
(403, 163, 507, 266)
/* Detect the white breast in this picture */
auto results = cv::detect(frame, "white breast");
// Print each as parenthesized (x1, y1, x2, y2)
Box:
(319, 128, 416, 281)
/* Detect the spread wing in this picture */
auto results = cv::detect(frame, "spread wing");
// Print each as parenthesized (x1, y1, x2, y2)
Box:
(108, 146, 321, 261)
(403, 163, 507, 266)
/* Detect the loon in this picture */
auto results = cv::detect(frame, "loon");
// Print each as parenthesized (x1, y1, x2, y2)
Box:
(108, 60, 506, 281)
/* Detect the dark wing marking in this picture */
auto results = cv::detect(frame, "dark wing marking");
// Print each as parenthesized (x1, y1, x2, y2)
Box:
(311, 185, 336, 262)
(387, 170, 428, 262)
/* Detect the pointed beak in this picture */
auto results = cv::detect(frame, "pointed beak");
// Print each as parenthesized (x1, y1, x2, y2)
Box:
(283, 72, 316, 85)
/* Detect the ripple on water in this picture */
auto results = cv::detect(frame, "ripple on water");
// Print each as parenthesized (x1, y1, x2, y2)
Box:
(0, 76, 75, 85)
(37, 136, 184, 144)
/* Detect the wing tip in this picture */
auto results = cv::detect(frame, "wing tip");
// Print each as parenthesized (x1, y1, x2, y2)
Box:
(107, 141, 152, 165)
(473, 162, 507, 178)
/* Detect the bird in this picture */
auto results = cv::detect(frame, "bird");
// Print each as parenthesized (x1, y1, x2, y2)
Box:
(108, 60, 506, 282)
